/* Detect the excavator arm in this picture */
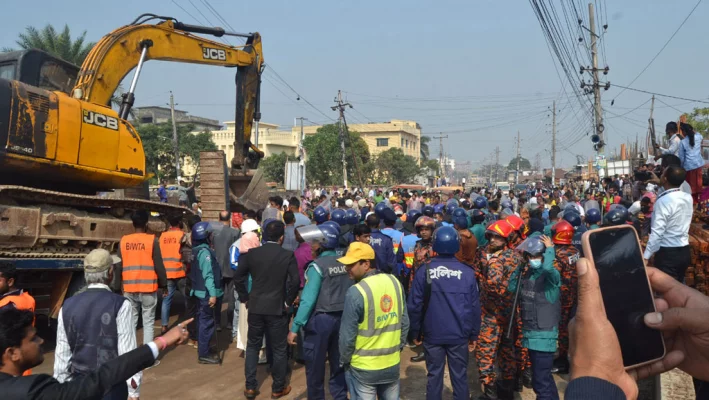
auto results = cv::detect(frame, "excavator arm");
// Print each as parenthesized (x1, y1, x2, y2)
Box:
(72, 17, 264, 168)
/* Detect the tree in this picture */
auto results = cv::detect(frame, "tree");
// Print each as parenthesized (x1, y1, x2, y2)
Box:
(4, 24, 94, 66)
(260, 152, 289, 184)
(136, 122, 217, 182)
(507, 156, 532, 171)
(420, 135, 431, 161)
(683, 107, 709, 134)
(373, 148, 422, 185)
(423, 159, 440, 175)
(302, 124, 371, 186)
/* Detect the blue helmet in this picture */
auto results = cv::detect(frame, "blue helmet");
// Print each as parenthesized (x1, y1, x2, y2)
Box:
(191, 221, 211, 241)
(314, 206, 329, 224)
(331, 209, 347, 226)
(586, 208, 601, 224)
(461, 199, 471, 209)
(375, 202, 388, 218)
(604, 207, 629, 226)
(432, 226, 460, 255)
(519, 236, 546, 257)
(473, 197, 488, 209)
(422, 205, 435, 217)
(471, 209, 486, 223)
(453, 216, 469, 229)
(321, 220, 341, 235)
(445, 202, 457, 215)
(501, 200, 513, 210)
(562, 211, 582, 227)
(407, 209, 422, 224)
(433, 203, 445, 214)
(318, 224, 340, 249)
(345, 208, 359, 225)
(452, 207, 467, 219)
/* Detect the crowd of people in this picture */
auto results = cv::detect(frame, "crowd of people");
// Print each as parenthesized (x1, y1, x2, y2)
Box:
(1, 120, 709, 399)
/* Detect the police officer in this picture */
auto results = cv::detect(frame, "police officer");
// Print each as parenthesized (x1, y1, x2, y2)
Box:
(314, 206, 329, 225)
(585, 208, 601, 230)
(190, 222, 223, 364)
(468, 209, 488, 247)
(366, 213, 396, 273)
(603, 206, 630, 226)
(287, 224, 351, 400)
(562, 211, 585, 254)
(381, 209, 404, 269)
(401, 209, 421, 235)
(397, 210, 422, 291)
(331, 209, 352, 248)
(408, 226, 480, 400)
(116, 210, 167, 350)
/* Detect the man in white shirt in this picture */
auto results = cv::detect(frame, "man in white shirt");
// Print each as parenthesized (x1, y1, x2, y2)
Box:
(655, 121, 682, 158)
(643, 165, 693, 282)
(54, 249, 141, 400)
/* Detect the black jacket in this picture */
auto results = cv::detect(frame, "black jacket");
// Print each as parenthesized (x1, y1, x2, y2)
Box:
(0, 344, 155, 400)
(234, 242, 300, 315)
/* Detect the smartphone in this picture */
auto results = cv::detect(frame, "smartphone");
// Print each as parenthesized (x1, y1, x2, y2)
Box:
(581, 225, 665, 369)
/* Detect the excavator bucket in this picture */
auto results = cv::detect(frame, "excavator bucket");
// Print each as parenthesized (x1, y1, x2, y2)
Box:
(229, 168, 271, 212)
(199, 151, 271, 219)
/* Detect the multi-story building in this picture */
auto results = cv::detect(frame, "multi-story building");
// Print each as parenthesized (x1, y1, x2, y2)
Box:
(210, 121, 299, 158)
(297, 119, 422, 163)
(132, 106, 223, 132)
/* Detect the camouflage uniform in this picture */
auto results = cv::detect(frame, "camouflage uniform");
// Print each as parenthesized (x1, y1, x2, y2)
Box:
(553, 244, 580, 356)
(409, 240, 436, 294)
(475, 246, 521, 387)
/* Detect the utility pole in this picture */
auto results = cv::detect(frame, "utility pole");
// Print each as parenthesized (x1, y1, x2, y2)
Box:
(331, 90, 351, 189)
(169, 91, 181, 182)
(589, 2, 605, 175)
(494, 146, 500, 183)
(432, 133, 448, 184)
(488, 155, 493, 187)
(515, 131, 521, 185)
(551, 100, 557, 186)
(296, 117, 307, 191)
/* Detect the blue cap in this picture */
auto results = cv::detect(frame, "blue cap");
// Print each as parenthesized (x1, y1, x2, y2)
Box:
(432, 226, 460, 255)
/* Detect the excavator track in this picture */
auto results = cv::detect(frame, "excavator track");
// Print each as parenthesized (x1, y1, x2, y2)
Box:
(0, 185, 191, 259)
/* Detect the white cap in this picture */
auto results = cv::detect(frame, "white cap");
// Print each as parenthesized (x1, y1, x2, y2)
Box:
(345, 199, 354, 208)
(645, 183, 656, 193)
(241, 219, 260, 233)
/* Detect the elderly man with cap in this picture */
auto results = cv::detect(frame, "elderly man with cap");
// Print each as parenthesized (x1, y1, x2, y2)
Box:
(54, 249, 142, 400)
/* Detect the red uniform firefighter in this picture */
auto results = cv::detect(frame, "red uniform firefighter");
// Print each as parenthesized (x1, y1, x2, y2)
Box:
(474, 220, 522, 399)
(505, 214, 532, 391)
(549, 220, 579, 374)
(408, 216, 437, 363)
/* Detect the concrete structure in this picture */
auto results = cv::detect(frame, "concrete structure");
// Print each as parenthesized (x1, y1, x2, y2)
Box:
(132, 106, 222, 132)
(298, 119, 422, 163)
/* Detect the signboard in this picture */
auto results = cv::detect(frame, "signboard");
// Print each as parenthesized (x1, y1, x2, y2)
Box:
(607, 160, 631, 177)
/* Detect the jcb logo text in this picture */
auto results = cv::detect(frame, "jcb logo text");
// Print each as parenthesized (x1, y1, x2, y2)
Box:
(83, 110, 119, 130)
(202, 47, 226, 61)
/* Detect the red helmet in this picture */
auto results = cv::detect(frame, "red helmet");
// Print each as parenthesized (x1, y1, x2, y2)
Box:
(551, 220, 574, 245)
(485, 220, 515, 239)
(505, 215, 526, 239)
(415, 216, 436, 231)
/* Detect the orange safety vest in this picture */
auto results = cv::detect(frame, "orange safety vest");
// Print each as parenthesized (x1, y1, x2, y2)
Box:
(160, 229, 185, 279)
(0, 291, 36, 376)
(120, 233, 158, 293)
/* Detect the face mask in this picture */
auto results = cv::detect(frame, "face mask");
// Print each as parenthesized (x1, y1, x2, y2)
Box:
(529, 259, 542, 269)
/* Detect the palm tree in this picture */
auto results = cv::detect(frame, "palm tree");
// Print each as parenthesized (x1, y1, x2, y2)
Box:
(420, 135, 431, 161)
(4, 24, 94, 66)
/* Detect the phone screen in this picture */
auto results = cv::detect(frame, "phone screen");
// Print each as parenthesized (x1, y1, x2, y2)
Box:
(587, 226, 665, 367)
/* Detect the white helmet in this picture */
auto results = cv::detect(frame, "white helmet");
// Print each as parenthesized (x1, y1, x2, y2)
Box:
(241, 219, 260, 233)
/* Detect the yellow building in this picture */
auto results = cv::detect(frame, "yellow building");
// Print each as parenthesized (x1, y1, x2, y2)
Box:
(182, 121, 299, 177)
(296, 119, 421, 163)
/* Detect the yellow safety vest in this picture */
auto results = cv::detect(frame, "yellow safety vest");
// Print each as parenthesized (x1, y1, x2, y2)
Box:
(351, 273, 404, 371)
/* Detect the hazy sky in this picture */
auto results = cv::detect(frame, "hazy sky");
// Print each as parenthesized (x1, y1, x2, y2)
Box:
(3, 0, 708, 169)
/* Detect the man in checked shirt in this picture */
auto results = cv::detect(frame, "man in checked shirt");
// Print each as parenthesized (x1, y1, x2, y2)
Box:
(54, 249, 142, 400)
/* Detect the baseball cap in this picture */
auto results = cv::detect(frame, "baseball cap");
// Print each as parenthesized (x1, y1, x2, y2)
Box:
(337, 242, 376, 265)
(84, 249, 121, 273)
(358, 199, 367, 208)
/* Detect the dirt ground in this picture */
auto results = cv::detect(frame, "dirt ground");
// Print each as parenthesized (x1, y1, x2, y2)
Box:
(33, 309, 695, 400)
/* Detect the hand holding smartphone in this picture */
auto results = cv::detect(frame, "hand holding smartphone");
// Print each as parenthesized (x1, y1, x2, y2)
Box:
(581, 225, 665, 369)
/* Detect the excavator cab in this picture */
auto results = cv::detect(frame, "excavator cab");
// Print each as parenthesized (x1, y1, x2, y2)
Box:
(0, 50, 79, 94)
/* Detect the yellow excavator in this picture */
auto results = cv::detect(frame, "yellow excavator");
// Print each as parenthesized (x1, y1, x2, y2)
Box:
(0, 14, 268, 317)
